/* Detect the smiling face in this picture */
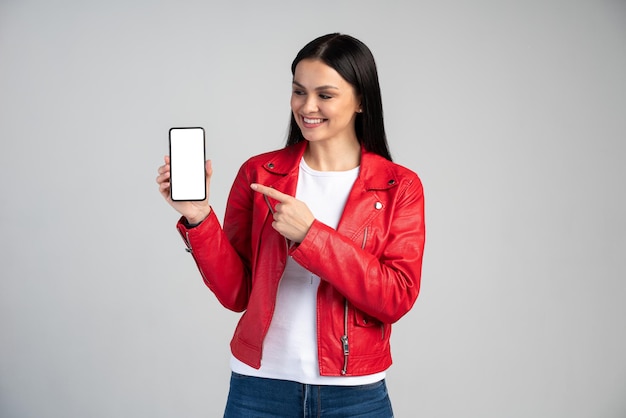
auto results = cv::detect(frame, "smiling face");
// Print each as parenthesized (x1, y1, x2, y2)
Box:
(290, 59, 362, 146)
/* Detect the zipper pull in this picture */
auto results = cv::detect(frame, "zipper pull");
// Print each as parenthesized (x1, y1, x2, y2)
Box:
(183, 231, 193, 253)
(341, 335, 349, 375)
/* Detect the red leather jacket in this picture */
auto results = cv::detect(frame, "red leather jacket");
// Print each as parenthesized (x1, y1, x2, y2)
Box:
(177, 141, 425, 377)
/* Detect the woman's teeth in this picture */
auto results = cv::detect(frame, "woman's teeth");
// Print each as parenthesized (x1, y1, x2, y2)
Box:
(304, 117, 324, 124)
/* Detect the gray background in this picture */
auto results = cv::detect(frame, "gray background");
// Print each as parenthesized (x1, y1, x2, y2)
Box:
(1, 0, 625, 417)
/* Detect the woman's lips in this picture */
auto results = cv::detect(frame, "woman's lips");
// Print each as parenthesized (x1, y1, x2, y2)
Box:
(302, 116, 326, 128)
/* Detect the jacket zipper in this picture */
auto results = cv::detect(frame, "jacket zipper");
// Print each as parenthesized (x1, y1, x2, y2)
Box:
(262, 193, 289, 253)
(340, 300, 349, 375)
(183, 230, 210, 285)
(263, 194, 274, 215)
(340, 226, 369, 375)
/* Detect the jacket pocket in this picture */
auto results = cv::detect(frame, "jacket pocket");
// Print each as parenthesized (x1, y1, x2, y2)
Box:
(354, 309, 379, 328)
(354, 309, 387, 341)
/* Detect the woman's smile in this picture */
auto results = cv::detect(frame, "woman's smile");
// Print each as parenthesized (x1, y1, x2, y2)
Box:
(301, 116, 327, 128)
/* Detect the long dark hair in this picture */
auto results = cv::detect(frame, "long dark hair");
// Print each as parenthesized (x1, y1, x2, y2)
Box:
(286, 33, 392, 161)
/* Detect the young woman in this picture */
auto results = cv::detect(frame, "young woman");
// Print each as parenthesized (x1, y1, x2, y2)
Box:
(157, 33, 425, 417)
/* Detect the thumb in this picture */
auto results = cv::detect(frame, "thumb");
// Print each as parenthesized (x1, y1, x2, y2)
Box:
(204, 160, 213, 198)
(205, 159, 213, 179)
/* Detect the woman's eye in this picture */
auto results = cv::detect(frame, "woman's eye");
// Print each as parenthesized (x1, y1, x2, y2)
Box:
(293, 90, 305, 96)
(319, 94, 332, 100)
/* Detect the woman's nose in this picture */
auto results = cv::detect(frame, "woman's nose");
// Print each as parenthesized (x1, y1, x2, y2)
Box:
(302, 96, 318, 113)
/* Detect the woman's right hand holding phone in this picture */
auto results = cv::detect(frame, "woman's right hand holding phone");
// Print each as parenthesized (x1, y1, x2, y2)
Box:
(156, 155, 213, 225)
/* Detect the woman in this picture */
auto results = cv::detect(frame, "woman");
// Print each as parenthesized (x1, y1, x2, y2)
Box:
(157, 33, 425, 417)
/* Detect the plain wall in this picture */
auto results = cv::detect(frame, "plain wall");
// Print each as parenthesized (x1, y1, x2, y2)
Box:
(1, 1, 625, 417)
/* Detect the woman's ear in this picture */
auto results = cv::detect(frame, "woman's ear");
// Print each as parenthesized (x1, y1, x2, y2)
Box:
(356, 99, 363, 113)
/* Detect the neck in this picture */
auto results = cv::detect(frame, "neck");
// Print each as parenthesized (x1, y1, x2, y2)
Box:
(303, 139, 361, 171)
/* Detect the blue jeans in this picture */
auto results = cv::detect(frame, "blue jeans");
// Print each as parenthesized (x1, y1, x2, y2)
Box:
(223, 372, 394, 417)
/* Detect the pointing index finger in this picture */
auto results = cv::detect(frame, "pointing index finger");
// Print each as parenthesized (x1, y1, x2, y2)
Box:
(250, 183, 290, 202)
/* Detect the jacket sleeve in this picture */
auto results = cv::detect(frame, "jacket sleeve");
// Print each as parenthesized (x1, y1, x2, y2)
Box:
(289, 175, 425, 324)
(176, 163, 254, 312)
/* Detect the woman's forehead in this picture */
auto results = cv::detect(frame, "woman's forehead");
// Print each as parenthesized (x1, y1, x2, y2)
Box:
(293, 59, 350, 89)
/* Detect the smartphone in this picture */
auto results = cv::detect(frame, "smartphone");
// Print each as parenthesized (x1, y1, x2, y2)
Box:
(169, 127, 206, 201)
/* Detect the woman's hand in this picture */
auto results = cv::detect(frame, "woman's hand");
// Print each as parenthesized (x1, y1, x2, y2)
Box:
(250, 183, 315, 243)
(156, 155, 212, 224)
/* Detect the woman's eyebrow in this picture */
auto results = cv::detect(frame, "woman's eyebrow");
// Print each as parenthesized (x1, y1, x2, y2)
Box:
(292, 80, 339, 91)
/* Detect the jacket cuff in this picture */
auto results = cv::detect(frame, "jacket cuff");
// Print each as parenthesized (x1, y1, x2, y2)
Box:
(176, 208, 219, 251)
(288, 219, 327, 269)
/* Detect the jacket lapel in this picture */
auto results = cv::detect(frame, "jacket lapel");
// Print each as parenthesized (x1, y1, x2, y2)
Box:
(337, 150, 399, 241)
(256, 141, 306, 213)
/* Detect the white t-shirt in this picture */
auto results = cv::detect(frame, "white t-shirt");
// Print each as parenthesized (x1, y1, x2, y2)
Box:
(230, 158, 386, 385)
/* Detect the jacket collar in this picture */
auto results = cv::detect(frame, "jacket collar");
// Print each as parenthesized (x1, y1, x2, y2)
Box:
(261, 141, 399, 192)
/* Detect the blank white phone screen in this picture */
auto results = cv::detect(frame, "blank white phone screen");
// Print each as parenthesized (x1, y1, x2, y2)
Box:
(169, 127, 206, 201)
